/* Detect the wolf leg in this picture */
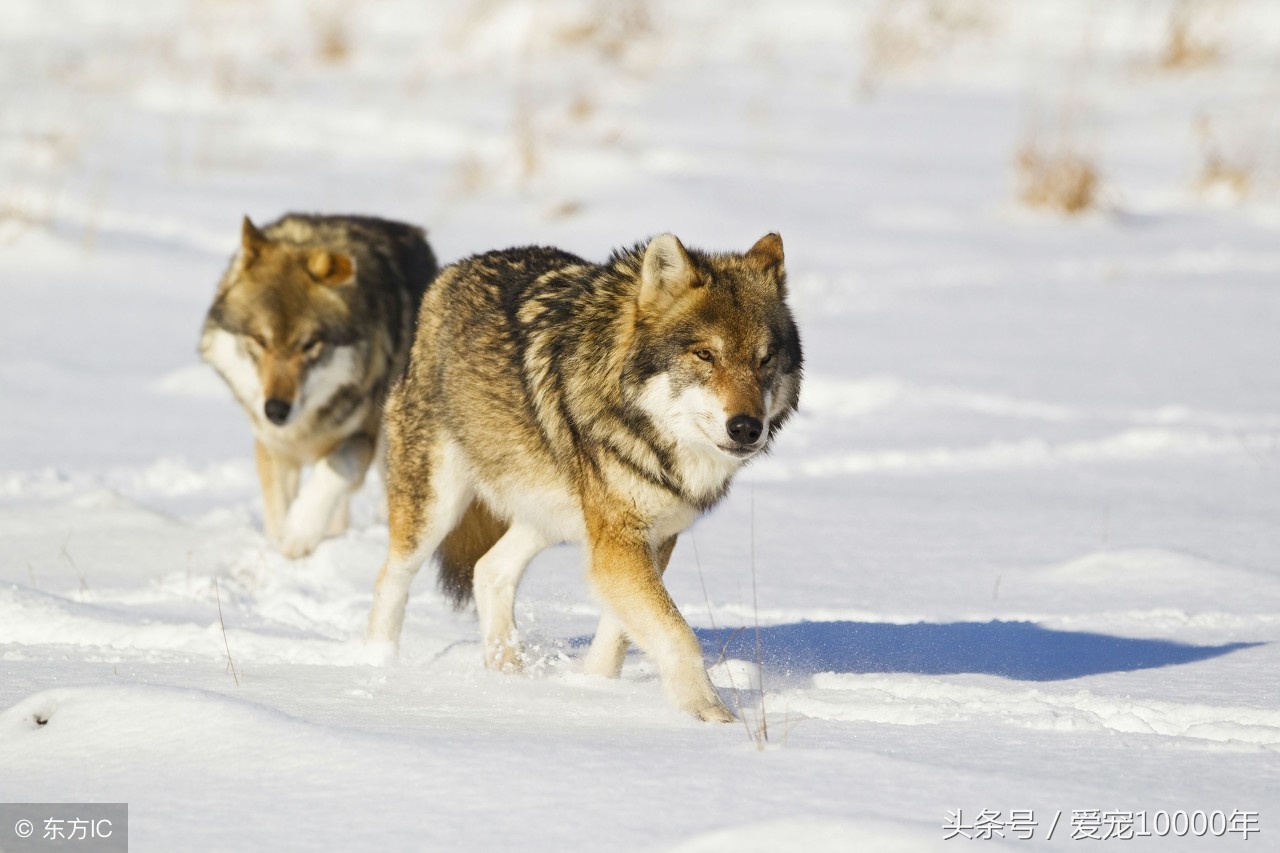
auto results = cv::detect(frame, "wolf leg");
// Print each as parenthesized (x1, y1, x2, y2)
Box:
(280, 433, 374, 558)
(326, 496, 350, 537)
(585, 516, 732, 722)
(582, 610, 628, 679)
(472, 522, 549, 672)
(584, 535, 676, 678)
(255, 441, 300, 544)
(371, 429, 389, 524)
(366, 440, 472, 657)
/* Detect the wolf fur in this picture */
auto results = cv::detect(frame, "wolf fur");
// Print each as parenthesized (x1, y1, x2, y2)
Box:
(366, 232, 803, 721)
(200, 213, 436, 558)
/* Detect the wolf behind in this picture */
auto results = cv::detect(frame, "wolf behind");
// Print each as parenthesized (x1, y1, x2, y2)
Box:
(366, 232, 802, 721)
(200, 213, 436, 558)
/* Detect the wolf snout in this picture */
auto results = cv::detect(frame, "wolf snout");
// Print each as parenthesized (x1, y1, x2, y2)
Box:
(726, 414, 763, 446)
(264, 398, 292, 425)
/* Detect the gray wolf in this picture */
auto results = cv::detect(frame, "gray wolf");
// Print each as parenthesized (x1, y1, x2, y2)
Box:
(365, 232, 802, 721)
(200, 214, 436, 558)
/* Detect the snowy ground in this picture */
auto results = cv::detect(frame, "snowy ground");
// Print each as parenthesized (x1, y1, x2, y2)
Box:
(2, 1, 1279, 850)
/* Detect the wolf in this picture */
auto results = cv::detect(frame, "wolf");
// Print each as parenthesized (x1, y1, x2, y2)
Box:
(365, 232, 802, 721)
(200, 214, 436, 558)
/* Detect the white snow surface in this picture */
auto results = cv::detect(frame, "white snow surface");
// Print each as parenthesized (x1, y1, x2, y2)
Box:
(2, 0, 1279, 850)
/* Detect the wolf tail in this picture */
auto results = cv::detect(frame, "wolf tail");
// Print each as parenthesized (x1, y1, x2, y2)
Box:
(436, 499, 508, 608)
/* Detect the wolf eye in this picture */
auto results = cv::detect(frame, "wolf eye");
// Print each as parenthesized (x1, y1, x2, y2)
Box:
(302, 338, 325, 357)
(247, 333, 267, 349)
(694, 349, 714, 363)
(760, 350, 774, 366)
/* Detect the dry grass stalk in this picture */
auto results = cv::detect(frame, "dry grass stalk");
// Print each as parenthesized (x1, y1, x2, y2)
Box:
(1017, 141, 1100, 214)
(1195, 115, 1253, 198)
(445, 152, 490, 201)
(513, 98, 540, 183)
(567, 94, 595, 123)
(0, 190, 47, 243)
(0, 129, 78, 242)
(314, 11, 352, 64)
(554, 0, 652, 63)
(1198, 153, 1252, 197)
(693, 501, 774, 748)
(860, 0, 995, 94)
(215, 579, 241, 686)
(546, 200, 583, 219)
(748, 489, 768, 748)
(1159, 0, 1222, 71)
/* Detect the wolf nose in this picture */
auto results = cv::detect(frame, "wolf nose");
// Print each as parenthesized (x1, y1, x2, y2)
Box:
(264, 398, 292, 425)
(726, 415, 763, 445)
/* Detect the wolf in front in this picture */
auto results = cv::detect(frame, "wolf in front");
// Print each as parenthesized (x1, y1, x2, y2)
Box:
(200, 214, 436, 558)
(366, 232, 802, 721)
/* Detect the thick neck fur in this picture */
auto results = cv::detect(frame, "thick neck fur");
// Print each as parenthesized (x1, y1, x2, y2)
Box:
(538, 243, 793, 514)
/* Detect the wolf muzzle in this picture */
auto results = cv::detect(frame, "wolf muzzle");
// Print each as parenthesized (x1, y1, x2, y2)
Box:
(264, 398, 292, 425)
(726, 414, 763, 446)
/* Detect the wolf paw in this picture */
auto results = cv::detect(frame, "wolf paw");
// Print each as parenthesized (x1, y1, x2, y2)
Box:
(581, 640, 626, 679)
(693, 701, 737, 724)
(278, 526, 324, 559)
(360, 641, 398, 667)
(483, 638, 524, 673)
(583, 650, 622, 676)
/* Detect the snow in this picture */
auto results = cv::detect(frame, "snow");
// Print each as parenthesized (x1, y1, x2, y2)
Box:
(2, 0, 1279, 850)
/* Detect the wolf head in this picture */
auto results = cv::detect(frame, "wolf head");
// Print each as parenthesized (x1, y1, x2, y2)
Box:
(624, 233, 803, 465)
(200, 216, 361, 430)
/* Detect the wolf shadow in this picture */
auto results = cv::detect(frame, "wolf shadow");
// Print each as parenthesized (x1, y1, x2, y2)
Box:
(690, 620, 1259, 682)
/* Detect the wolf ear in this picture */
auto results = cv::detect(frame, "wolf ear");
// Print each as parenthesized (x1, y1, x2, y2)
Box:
(639, 234, 697, 316)
(746, 233, 785, 291)
(307, 249, 356, 287)
(240, 216, 269, 263)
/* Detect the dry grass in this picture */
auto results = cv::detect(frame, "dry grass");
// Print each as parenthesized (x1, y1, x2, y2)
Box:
(513, 97, 540, 184)
(545, 199, 583, 219)
(215, 579, 241, 686)
(1017, 67, 1103, 216)
(860, 0, 996, 94)
(553, 0, 653, 63)
(312, 6, 353, 65)
(0, 187, 51, 243)
(445, 152, 491, 201)
(746, 490, 769, 749)
(59, 532, 90, 597)
(1158, 0, 1224, 71)
(693, 497, 777, 749)
(0, 128, 79, 242)
(1195, 114, 1254, 199)
(567, 94, 595, 123)
(428, 0, 657, 211)
(1016, 140, 1100, 214)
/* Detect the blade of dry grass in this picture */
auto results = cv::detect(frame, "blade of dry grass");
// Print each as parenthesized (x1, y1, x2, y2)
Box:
(215, 578, 240, 687)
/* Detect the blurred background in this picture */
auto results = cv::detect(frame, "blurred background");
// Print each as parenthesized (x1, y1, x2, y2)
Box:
(4, 0, 1279, 252)
(2, 0, 1278, 507)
